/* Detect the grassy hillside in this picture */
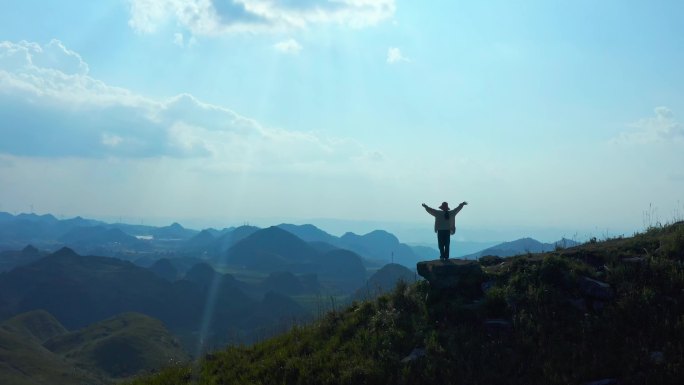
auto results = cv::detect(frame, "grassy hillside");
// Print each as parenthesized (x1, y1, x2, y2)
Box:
(0, 311, 103, 385)
(1, 310, 188, 385)
(128, 222, 684, 385)
(1, 309, 67, 343)
(45, 312, 188, 379)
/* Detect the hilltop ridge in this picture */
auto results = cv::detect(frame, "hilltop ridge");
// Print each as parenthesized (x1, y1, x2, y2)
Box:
(129, 222, 684, 385)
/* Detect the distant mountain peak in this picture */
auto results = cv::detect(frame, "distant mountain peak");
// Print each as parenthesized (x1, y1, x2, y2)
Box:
(22, 244, 40, 255)
(51, 247, 79, 258)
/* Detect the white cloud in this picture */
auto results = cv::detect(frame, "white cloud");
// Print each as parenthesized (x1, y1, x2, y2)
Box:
(127, 0, 395, 36)
(173, 32, 197, 47)
(386, 47, 408, 64)
(274, 38, 303, 54)
(0, 39, 380, 173)
(613, 107, 683, 144)
(0, 39, 89, 75)
(101, 133, 124, 147)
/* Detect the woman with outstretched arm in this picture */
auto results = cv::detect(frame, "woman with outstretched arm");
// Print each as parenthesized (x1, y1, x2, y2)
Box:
(422, 201, 468, 260)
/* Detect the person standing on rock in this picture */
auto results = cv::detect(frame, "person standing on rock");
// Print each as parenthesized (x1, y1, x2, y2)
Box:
(422, 201, 467, 260)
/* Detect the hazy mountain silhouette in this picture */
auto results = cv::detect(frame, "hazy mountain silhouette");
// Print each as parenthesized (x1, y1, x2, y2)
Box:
(339, 230, 420, 266)
(0, 248, 278, 331)
(213, 225, 260, 254)
(306, 241, 340, 254)
(148, 258, 179, 281)
(408, 244, 440, 260)
(317, 249, 367, 292)
(462, 237, 581, 259)
(0, 212, 105, 250)
(278, 223, 424, 268)
(183, 229, 215, 251)
(203, 227, 233, 237)
(135, 255, 205, 276)
(0, 211, 14, 222)
(277, 223, 340, 244)
(184, 262, 222, 287)
(59, 215, 102, 228)
(354, 263, 417, 300)
(182, 262, 253, 295)
(0, 247, 303, 345)
(0, 247, 195, 329)
(224, 226, 320, 271)
(59, 226, 143, 250)
(152, 222, 196, 240)
(15, 213, 59, 223)
(0, 212, 427, 270)
(222, 227, 368, 293)
(0, 244, 46, 272)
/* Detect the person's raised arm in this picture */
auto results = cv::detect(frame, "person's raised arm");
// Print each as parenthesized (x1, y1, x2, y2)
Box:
(422, 203, 438, 216)
(453, 201, 468, 215)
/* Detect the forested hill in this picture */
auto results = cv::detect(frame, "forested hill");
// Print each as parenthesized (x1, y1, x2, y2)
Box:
(129, 222, 684, 385)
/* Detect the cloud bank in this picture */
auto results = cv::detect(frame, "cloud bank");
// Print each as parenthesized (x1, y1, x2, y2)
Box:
(0, 39, 378, 170)
(614, 107, 683, 145)
(128, 0, 396, 35)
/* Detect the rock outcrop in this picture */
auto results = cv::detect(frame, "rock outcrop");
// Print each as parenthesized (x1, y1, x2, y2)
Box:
(579, 276, 614, 301)
(416, 259, 484, 290)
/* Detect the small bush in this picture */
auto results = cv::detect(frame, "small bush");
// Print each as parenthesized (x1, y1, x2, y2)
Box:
(483, 286, 509, 318)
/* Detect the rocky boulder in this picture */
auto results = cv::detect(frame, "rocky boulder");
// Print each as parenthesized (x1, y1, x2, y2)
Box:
(417, 259, 484, 290)
(579, 276, 614, 301)
(484, 318, 513, 335)
(401, 347, 426, 363)
(584, 379, 617, 385)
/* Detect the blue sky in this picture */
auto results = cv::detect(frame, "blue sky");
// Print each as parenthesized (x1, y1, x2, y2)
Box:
(1, 1, 683, 242)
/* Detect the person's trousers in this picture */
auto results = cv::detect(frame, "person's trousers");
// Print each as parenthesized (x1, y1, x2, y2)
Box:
(437, 230, 451, 259)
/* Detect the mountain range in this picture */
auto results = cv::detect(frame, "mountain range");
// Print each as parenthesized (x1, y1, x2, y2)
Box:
(0, 211, 595, 383)
(462, 237, 581, 259)
(0, 212, 433, 269)
(0, 247, 308, 348)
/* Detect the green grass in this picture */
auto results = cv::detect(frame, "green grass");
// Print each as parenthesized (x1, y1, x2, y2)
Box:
(128, 222, 684, 385)
(46, 312, 189, 379)
(290, 294, 350, 316)
(0, 314, 104, 385)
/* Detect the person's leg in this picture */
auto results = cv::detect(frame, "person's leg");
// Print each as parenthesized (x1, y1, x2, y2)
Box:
(437, 232, 444, 259)
(437, 231, 448, 260)
(444, 234, 451, 259)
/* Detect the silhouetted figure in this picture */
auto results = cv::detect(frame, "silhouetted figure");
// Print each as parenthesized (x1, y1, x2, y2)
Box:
(422, 201, 468, 260)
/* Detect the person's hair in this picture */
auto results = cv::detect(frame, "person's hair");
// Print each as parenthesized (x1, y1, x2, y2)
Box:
(444, 210, 449, 220)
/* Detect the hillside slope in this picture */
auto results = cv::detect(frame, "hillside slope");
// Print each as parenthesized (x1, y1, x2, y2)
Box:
(129, 222, 684, 385)
(45, 312, 188, 379)
(0, 310, 101, 385)
(1, 310, 188, 385)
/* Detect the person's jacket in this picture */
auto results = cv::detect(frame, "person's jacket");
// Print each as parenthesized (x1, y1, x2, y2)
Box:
(423, 204, 465, 234)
